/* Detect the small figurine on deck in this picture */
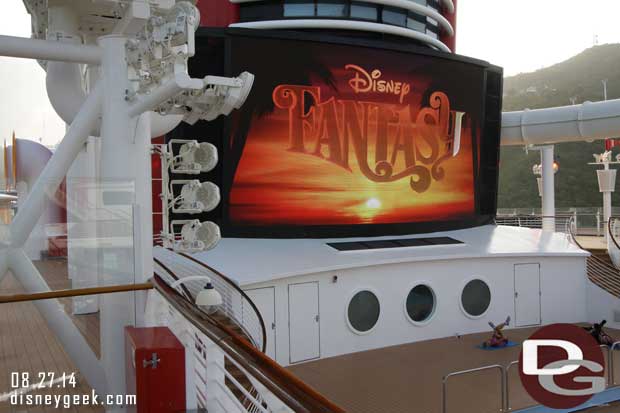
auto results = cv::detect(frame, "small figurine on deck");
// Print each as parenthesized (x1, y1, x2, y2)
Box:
(584, 320, 615, 346)
(483, 316, 511, 348)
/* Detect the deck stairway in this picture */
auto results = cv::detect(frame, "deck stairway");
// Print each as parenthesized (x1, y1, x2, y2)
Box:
(153, 249, 269, 412)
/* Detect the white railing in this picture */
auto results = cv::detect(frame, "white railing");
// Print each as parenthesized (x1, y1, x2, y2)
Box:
(496, 209, 612, 236)
(147, 275, 345, 413)
(608, 217, 620, 269)
(442, 346, 619, 413)
(153, 246, 266, 353)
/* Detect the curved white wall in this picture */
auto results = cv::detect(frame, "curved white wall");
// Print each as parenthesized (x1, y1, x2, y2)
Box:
(245, 255, 588, 366)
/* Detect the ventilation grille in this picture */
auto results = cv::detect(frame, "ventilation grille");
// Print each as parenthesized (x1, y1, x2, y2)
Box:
(327, 237, 463, 251)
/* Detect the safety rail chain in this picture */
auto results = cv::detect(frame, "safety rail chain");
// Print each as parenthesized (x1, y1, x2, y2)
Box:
(442, 342, 620, 413)
(153, 246, 267, 354)
(567, 216, 620, 298)
(151, 274, 346, 413)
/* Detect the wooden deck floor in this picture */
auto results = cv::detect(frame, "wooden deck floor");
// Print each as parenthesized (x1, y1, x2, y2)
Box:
(32, 260, 100, 358)
(288, 326, 620, 413)
(0, 262, 102, 412)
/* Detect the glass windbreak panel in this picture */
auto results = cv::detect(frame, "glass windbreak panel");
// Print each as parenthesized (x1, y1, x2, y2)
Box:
(382, 7, 407, 26)
(406, 285, 435, 322)
(348, 290, 380, 332)
(350, 2, 378, 20)
(461, 279, 491, 316)
(284, 1, 316, 17)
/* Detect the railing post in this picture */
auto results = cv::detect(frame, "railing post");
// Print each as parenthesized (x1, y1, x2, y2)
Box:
(611, 341, 620, 387)
(249, 376, 295, 413)
(442, 365, 505, 413)
(600, 345, 610, 388)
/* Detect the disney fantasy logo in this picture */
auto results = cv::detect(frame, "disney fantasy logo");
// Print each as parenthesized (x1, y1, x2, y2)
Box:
(345, 64, 411, 104)
(272, 81, 466, 194)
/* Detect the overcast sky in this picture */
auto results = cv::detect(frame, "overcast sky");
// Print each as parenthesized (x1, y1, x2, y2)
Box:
(1, 0, 620, 145)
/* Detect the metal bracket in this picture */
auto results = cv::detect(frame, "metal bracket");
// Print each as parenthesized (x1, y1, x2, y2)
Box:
(143, 352, 160, 369)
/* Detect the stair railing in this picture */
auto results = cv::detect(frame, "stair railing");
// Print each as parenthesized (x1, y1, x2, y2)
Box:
(149, 274, 345, 413)
(153, 246, 267, 353)
(608, 216, 620, 268)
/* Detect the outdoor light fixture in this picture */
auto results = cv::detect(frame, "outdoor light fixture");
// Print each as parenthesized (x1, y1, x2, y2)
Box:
(166, 219, 221, 252)
(169, 276, 223, 313)
(196, 282, 223, 307)
(196, 72, 255, 122)
(171, 180, 220, 214)
(169, 140, 218, 175)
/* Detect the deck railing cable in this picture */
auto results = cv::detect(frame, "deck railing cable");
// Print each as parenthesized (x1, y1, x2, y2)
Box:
(566, 215, 620, 298)
(153, 246, 267, 354)
(151, 274, 346, 413)
(608, 216, 620, 269)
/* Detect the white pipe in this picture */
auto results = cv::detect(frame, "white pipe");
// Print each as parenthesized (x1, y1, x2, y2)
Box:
(127, 78, 184, 117)
(230, 20, 451, 52)
(540, 146, 555, 231)
(501, 99, 620, 146)
(10, 84, 102, 247)
(229, 0, 454, 36)
(46, 61, 87, 124)
(0, 34, 101, 64)
(9, 249, 107, 395)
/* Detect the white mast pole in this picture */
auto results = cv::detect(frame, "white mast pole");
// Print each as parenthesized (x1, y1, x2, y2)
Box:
(541, 145, 556, 232)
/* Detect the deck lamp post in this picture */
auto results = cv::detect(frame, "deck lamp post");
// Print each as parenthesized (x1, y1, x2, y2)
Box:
(589, 151, 619, 240)
(531, 146, 558, 231)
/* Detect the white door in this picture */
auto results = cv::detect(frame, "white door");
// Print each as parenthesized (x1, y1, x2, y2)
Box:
(288, 282, 320, 364)
(514, 263, 541, 327)
(245, 287, 276, 359)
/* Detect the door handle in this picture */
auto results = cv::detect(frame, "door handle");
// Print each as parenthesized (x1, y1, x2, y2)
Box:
(514, 292, 519, 298)
(315, 315, 320, 322)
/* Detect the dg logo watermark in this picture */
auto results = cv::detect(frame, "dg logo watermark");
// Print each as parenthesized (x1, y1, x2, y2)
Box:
(519, 324, 606, 409)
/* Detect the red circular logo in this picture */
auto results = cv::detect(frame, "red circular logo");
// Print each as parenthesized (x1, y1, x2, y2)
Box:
(519, 324, 605, 409)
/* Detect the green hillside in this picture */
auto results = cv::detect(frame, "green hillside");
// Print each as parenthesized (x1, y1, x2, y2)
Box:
(498, 43, 620, 209)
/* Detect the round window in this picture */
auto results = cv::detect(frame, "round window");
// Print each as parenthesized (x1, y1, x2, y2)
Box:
(461, 279, 491, 317)
(347, 290, 380, 333)
(405, 284, 436, 323)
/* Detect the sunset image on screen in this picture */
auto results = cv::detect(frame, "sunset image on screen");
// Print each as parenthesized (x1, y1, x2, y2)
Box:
(227, 44, 480, 227)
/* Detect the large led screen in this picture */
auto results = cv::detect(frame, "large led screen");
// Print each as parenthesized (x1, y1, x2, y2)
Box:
(220, 32, 499, 236)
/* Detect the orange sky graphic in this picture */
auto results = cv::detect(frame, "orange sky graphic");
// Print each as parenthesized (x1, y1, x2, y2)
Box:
(229, 68, 476, 226)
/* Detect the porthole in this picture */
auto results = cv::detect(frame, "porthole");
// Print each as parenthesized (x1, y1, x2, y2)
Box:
(461, 279, 491, 318)
(405, 284, 436, 324)
(347, 290, 380, 334)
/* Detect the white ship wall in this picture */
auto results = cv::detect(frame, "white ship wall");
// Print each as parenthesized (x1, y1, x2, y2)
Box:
(243, 255, 588, 367)
(586, 280, 620, 329)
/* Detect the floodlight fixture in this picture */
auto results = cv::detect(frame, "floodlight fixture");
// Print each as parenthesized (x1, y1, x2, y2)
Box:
(171, 179, 220, 214)
(167, 219, 221, 252)
(168, 139, 218, 175)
